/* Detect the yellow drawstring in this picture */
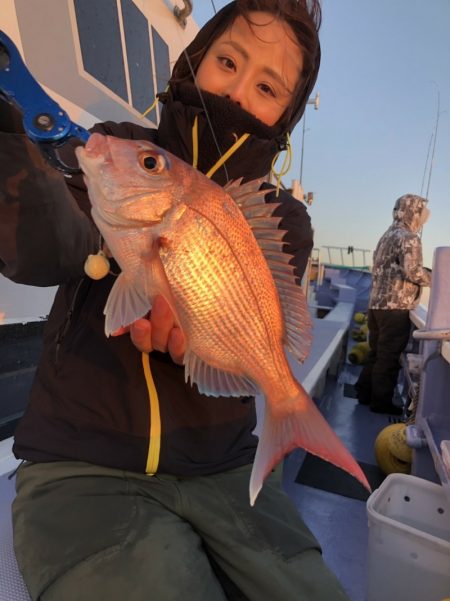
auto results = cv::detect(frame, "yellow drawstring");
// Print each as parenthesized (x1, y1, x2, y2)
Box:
(192, 115, 199, 169)
(141, 88, 168, 475)
(142, 352, 161, 474)
(270, 133, 292, 197)
(142, 97, 159, 119)
(205, 133, 250, 179)
(141, 86, 169, 119)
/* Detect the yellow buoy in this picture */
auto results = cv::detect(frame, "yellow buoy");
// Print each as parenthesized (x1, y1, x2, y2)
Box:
(374, 423, 411, 475)
(387, 423, 413, 463)
(353, 312, 366, 324)
(351, 328, 366, 341)
(348, 341, 370, 365)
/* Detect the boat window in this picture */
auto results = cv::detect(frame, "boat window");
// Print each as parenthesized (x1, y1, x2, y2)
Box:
(121, 0, 156, 121)
(152, 27, 170, 113)
(73, 0, 170, 123)
(74, 0, 128, 102)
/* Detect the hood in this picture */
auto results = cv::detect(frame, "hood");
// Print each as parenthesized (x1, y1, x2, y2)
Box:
(169, 2, 321, 136)
(157, 1, 321, 186)
(392, 194, 428, 233)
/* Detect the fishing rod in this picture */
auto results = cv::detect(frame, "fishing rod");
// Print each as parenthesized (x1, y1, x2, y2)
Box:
(423, 83, 446, 201)
(420, 133, 433, 198)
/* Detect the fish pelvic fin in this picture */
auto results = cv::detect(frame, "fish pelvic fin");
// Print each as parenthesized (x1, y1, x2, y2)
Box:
(104, 273, 151, 336)
(249, 388, 371, 506)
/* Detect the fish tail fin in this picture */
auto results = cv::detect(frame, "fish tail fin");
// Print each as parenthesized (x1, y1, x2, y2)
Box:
(249, 388, 371, 506)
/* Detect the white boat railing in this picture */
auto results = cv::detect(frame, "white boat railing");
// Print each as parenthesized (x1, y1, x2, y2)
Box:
(321, 245, 372, 270)
(407, 247, 450, 501)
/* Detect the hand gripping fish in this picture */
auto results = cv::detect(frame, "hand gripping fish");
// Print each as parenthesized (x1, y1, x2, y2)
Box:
(76, 133, 370, 505)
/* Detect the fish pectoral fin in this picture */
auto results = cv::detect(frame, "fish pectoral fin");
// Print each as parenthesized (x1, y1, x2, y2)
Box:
(249, 388, 371, 506)
(184, 350, 259, 397)
(104, 273, 151, 336)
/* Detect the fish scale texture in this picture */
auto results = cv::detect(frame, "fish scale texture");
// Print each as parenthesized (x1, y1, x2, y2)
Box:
(161, 199, 288, 385)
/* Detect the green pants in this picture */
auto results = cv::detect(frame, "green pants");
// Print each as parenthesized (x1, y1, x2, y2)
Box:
(13, 461, 350, 601)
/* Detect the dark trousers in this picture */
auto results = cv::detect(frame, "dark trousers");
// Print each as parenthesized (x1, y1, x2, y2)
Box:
(13, 461, 350, 601)
(355, 309, 411, 408)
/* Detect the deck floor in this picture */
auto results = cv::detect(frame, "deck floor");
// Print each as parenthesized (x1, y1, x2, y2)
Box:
(283, 371, 398, 601)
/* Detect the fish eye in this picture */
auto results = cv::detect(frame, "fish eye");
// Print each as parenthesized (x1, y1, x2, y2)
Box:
(139, 152, 165, 173)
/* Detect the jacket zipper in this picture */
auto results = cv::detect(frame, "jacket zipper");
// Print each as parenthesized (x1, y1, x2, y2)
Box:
(54, 278, 86, 369)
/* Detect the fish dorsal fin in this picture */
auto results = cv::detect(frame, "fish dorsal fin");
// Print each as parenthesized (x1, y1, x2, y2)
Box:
(227, 179, 313, 363)
(184, 349, 259, 397)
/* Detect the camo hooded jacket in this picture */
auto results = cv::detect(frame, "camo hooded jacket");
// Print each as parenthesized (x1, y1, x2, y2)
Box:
(369, 194, 431, 310)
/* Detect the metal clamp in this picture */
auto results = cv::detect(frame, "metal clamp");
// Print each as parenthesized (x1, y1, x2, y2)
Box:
(406, 424, 427, 449)
(0, 30, 89, 174)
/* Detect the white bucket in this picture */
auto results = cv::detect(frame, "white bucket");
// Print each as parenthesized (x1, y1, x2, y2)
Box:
(366, 473, 450, 601)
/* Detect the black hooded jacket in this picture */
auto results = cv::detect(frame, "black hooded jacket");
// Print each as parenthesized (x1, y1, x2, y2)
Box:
(0, 8, 316, 476)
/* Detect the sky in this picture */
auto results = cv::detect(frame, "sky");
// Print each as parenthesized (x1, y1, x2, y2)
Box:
(192, 1, 450, 268)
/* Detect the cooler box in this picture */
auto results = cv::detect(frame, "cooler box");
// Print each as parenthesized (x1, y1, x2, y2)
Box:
(366, 473, 450, 601)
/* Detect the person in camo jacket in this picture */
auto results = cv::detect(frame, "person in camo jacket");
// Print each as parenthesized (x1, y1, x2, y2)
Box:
(355, 194, 431, 415)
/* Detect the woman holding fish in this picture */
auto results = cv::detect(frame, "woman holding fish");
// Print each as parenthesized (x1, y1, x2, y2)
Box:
(0, 1, 358, 599)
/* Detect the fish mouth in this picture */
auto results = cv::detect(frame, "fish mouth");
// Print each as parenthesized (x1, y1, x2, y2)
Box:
(84, 132, 111, 158)
(75, 133, 112, 183)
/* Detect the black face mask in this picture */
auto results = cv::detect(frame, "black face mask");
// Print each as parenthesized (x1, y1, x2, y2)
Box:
(157, 3, 320, 185)
(157, 82, 287, 186)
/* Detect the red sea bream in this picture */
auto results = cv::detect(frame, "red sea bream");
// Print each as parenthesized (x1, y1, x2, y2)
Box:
(76, 133, 370, 504)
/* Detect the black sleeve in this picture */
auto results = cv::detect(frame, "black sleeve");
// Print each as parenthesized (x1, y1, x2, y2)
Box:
(0, 119, 157, 286)
(262, 184, 314, 283)
(0, 95, 25, 133)
(0, 131, 98, 286)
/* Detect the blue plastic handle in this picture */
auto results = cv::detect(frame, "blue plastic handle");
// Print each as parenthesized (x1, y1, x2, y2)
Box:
(0, 29, 90, 146)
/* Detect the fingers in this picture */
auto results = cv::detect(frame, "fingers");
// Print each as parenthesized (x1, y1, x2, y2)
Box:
(129, 319, 152, 353)
(111, 295, 185, 363)
(150, 295, 175, 352)
(168, 326, 186, 365)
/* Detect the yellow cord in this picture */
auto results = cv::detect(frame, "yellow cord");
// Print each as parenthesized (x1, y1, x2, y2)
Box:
(141, 86, 169, 119)
(140, 86, 170, 474)
(270, 133, 292, 197)
(142, 352, 161, 474)
(142, 97, 159, 119)
(206, 133, 250, 179)
(192, 116, 199, 169)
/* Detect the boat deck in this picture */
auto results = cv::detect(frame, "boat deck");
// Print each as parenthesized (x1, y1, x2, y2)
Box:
(283, 371, 395, 601)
